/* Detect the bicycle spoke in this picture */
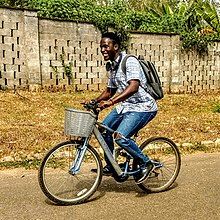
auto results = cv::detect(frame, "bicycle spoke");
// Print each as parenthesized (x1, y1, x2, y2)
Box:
(135, 137, 181, 192)
(39, 141, 102, 205)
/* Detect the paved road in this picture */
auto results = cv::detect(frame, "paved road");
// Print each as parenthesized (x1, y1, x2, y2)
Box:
(0, 153, 219, 220)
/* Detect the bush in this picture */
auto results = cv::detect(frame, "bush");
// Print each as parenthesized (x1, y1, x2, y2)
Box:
(0, 0, 219, 53)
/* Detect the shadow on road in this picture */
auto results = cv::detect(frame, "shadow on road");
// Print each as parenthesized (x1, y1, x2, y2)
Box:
(98, 177, 179, 195)
(44, 189, 107, 206)
(42, 177, 179, 206)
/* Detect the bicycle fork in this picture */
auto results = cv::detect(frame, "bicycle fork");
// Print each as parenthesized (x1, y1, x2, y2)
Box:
(68, 138, 89, 175)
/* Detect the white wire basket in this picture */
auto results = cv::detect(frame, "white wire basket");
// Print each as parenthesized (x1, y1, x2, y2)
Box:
(64, 108, 96, 137)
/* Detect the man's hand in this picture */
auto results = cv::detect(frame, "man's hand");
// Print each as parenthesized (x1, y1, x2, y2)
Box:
(81, 99, 97, 105)
(98, 100, 114, 109)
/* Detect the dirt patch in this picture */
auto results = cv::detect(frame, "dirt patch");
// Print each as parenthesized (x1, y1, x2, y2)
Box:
(0, 90, 220, 165)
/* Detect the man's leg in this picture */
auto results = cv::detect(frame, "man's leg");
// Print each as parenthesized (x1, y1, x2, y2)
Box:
(114, 111, 157, 182)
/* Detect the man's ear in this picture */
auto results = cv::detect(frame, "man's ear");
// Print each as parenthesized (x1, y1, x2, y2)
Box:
(114, 43, 119, 51)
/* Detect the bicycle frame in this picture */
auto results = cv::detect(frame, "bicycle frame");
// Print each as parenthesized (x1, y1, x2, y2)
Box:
(69, 121, 126, 176)
(93, 125, 124, 176)
(93, 123, 165, 175)
(69, 117, 147, 178)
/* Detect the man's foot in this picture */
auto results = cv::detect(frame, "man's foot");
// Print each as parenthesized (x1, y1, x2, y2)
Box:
(91, 166, 113, 176)
(136, 161, 154, 184)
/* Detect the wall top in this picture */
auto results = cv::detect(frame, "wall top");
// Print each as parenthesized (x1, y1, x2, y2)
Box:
(39, 17, 93, 25)
(130, 30, 179, 36)
(0, 5, 38, 12)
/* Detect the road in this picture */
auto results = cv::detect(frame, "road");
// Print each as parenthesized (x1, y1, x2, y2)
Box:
(0, 153, 219, 220)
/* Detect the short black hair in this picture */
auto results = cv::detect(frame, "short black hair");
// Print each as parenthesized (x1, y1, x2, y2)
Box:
(101, 32, 121, 48)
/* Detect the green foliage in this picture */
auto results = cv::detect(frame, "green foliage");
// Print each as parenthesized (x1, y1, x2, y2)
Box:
(0, 159, 41, 169)
(50, 51, 74, 85)
(0, 0, 219, 53)
(139, 0, 220, 53)
(213, 103, 220, 113)
(60, 53, 73, 81)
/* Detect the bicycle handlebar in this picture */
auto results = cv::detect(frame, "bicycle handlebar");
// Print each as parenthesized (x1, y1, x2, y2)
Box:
(83, 100, 100, 116)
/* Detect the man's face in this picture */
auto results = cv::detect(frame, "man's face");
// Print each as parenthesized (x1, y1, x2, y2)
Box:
(100, 37, 118, 61)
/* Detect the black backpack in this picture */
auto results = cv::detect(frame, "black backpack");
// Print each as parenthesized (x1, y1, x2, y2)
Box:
(121, 55, 164, 100)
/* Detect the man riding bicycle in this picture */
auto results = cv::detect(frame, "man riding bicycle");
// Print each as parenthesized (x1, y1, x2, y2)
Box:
(89, 32, 157, 183)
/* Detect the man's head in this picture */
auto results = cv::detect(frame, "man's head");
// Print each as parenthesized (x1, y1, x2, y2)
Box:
(100, 32, 121, 61)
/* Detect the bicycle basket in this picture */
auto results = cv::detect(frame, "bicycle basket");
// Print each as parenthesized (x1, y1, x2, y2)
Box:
(64, 108, 96, 137)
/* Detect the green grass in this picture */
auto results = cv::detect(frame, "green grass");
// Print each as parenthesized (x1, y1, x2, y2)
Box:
(0, 159, 41, 169)
(213, 103, 220, 113)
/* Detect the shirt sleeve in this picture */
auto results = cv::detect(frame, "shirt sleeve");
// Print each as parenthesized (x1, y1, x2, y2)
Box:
(125, 57, 142, 82)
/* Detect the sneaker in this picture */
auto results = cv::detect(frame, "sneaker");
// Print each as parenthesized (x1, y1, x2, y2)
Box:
(91, 165, 113, 176)
(136, 161, 154, 184)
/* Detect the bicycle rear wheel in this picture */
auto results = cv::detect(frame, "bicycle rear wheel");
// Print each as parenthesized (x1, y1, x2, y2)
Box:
(38, 140, 103, 205)
(134, 137, 181, 193)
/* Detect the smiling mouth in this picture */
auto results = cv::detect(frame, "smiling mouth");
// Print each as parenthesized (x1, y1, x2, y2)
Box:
(103, 53, 109, 60)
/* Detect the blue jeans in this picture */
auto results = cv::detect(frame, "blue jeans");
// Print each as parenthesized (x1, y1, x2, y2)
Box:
(102, 108, 157, 169)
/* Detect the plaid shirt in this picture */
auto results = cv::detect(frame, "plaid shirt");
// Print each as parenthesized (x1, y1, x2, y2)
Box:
(107, 52, 158, 113)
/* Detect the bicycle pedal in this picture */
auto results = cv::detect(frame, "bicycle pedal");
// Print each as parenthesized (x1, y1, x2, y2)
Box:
(149, 171, 159, 178)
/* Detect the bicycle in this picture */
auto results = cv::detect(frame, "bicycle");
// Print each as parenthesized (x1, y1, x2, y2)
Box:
(38, 102, 181, 205)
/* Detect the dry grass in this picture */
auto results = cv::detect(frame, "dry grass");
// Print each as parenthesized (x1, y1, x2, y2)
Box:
(0, 90, 220, 167)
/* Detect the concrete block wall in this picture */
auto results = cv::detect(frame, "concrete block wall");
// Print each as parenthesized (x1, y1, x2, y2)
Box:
(0, 8, 25, 89)
(128, 33, 181, 93)
(0, 7, 219, 93)
(0, 7, 40, 90)
(39, 19, 107, 91)
(180, 42, 220, 93)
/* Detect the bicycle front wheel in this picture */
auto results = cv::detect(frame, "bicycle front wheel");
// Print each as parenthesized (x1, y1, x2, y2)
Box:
(38, 140, 103, 205)
(134, 137, 181, 193)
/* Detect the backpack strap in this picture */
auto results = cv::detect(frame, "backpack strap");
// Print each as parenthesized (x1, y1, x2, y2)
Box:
(121, 54, 138, 74)
(121, 54, 164, 100)
(121, 54, 150, 94)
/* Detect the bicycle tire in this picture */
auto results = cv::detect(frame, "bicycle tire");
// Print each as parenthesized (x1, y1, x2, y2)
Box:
(133, 137, 181, 193)
(38, 140, 103, 205)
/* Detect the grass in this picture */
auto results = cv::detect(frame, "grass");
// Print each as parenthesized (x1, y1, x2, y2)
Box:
(0, 90, 220, 169)
(213, 102, 220, 113)
(0, 159, 41, 169)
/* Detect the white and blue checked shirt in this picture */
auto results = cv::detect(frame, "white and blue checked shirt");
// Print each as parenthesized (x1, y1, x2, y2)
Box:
(107, 52, 158, 114)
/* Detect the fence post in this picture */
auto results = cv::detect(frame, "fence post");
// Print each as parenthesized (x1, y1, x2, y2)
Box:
(169, 34, 181, 93)
(23, 9, 41, 90)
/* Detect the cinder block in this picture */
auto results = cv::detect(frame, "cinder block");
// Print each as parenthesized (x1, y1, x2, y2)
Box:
(88, 84, 99, 91)
(81, 78, 91, 85)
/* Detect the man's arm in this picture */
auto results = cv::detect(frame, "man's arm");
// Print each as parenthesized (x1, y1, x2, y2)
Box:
(109, 80, 139, 104)
(98, 80, 139, 109)
(95, 87, 117, 103)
